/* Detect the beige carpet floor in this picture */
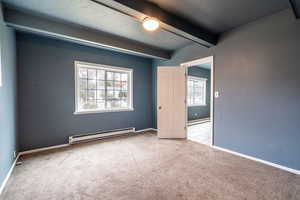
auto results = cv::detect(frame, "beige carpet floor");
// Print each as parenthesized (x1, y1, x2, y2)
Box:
(1, 131, 300, 200)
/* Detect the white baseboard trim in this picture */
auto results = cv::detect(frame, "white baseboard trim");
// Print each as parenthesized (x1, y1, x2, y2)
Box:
(188, 118, 210, 126)
(19, 128, 158, 156)
(213, 146, 300, 175)
(135, 128, 157, 133)
(19, 144, 70, 156)
(0, 154, 19, 196)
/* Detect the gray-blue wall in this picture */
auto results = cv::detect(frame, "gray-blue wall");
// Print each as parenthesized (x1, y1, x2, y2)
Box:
(0, 5, 17, 188)
(17, 32, 153, 151)
(188, 66, 210, 121)
(154, 9, 300, 170)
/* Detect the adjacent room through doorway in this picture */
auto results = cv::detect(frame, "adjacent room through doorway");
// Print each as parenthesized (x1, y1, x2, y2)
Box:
(183, 57, 213, 146)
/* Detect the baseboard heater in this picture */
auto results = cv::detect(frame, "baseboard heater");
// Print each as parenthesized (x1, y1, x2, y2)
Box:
(69, 127, 136, 144)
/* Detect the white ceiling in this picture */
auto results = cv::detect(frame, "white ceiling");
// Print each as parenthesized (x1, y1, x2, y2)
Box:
(3, 0, 192, 51)
(3, 0, 291, 52)
(147, 0, 290, 33)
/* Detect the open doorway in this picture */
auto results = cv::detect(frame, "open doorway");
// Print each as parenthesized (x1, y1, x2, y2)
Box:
(181, 56, 214, 146)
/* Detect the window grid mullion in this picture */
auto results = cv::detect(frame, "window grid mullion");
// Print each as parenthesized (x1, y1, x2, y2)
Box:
(203, 81, 206, 105)
(193, 80, 196, 105)
(86, 68, 89, 104)
(104, 70, 107, 109)
(76, 64, 132, 113)
(95, 70, 98, 104)
(127, 73, 130, 106)
(113, 72, 115, 104)
(201, 81, 205, 105)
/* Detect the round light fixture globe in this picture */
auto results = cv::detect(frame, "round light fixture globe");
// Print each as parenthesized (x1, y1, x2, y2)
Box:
(143, 18, 159, 31)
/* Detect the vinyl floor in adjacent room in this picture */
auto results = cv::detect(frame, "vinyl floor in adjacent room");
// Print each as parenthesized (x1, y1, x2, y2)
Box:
(1, 131, 300, 200)
(188, 122, 212, 145)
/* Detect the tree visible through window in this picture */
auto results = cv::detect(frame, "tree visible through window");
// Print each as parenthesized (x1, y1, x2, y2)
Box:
(188, 76, 207, 106)
(75, 62, 133, 113)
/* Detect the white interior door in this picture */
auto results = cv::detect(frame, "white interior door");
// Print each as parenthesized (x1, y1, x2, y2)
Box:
(157, 66, 186, 139)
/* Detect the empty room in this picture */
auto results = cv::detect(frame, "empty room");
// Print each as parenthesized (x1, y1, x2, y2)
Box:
(1, 0, 300, 199)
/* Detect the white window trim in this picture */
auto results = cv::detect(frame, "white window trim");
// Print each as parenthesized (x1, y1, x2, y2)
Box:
(74, 61, 134, 115)
(187, 76, 207, 107)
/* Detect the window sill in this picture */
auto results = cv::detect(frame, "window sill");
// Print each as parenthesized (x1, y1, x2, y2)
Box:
(74, 108, 134, 115)
(188, 104, 207, 107)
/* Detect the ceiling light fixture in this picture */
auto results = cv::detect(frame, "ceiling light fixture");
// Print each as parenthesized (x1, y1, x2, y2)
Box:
(143, 17, 160, 31)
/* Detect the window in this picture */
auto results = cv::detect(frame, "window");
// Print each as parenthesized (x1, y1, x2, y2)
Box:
(188, 76, 207, 106)
(75, 61, 133, 114)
